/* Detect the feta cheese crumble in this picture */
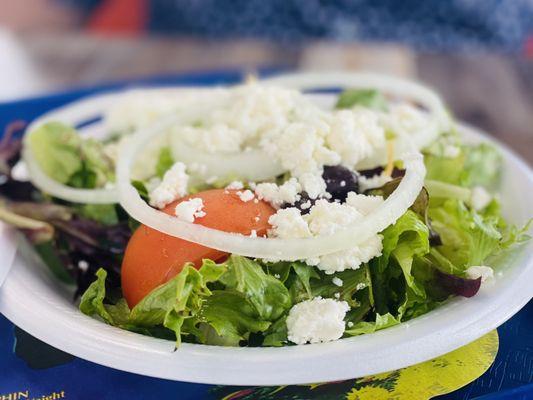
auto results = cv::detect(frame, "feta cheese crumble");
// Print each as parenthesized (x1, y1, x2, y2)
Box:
(326, 109, 385, 169)
(267, 198, 384, 273)
(358, 172, 392, 191)
(286, 297, 349, 345)
(465, 265, 494, 282)
(255, 178, 301, 208)
(149, 162, 189, 209)
(174, 198, 206, 223)
(299, 172, 328, 199)
(471, 186, 492, 211)
(236, 189, 255, 202)
(346, 192, 384, 216)
(332, 277, 343, 287)
(226, 181, 244, 190)
(268, 208, 311, 239)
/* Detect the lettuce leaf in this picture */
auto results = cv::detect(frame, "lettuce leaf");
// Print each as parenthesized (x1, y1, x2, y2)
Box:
(462, 143, 502, 188)
(264, 261, 320, 303)
(28, 122, 83, 184)
(370, 210, 430, 315)
(335, 89, 387, 110)
(310, 266, 372, 307)
(27, 122, 114, 189)
(80, 261, 226, 345)
(345, 313, 400, 336)
(76, 204, 119, 225)
(155, 147, 174, 178)
(80, 258, 281, 346)
(197, 291, 271, 346)
(79, 269, 129, 325)
(262, 315, 289, 347)
(424, 142, 502, 188)
(220, 255, 291, 321)
(429, 199, 501, 268)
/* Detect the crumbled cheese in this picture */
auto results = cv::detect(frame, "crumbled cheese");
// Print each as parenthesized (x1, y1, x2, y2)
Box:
(347, 321, 354, 328)
(356, 283, 367, 290)
(178, 124, 242, 153)
(77, 260, 89, 272)
(301, 200, 312, 210)
(236, 189, 255, 202)
(149, 162, 189, 209)
(358, 172, 392, 191)
(443, 145, 461, 158)
(384, 103, 432, 139)
(274, 273, 281, 279)
(286, 297, 349, 345)
(267, 199, 383, 273)
(255, 178, 301, 208)
(326, 109, 385, 168)
(174, 198, 206, 223)
(299, 172, 328, 199)
(226, 181, 244, 190)
(334, 293, 341, 299)
(262, 121, 339, 178)
(316, 234, 383, 274)
(305, 200, 383, 273)
(306, 200, 362, 236)
(278, 178, 302, 203)
(332, 277, 343, 287)
(10, 161, 30, 182)
(346, 192, 384, 216)
(268, 208, 312, 239)
(466, 266, 494, 282)
(471, 186, 492, 211)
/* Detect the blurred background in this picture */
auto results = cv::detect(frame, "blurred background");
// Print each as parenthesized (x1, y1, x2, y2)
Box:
(0, 0, 532, 162)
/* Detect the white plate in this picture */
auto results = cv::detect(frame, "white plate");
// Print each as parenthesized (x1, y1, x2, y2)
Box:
(0, 88, 532, 386)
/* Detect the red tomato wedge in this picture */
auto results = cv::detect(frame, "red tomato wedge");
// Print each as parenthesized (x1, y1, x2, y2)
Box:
(121, 189, 275, 307)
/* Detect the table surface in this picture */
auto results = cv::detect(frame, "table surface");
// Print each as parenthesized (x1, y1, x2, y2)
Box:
(6, 33, 533, 165)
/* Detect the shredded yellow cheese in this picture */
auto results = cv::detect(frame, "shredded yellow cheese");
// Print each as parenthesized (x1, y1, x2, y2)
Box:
(383, 140, 395, 177)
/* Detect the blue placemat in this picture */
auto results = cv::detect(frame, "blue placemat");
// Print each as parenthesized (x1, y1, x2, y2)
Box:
(0, 71, 531, 399)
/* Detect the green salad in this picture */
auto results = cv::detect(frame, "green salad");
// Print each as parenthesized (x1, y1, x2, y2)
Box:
(0, 75, 529, 347)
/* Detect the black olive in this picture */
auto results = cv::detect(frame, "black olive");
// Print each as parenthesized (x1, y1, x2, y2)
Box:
(427, 219, 443, 246)
(280, 192, 317, 215)
(322, 165, 359, 202)
(358, 166, 406, 179)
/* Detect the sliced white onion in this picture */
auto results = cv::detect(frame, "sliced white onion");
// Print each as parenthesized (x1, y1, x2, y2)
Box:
(170, 134, 285, 182)
(262, 71, 450, 169)
(21, 146, 119, 204)
(117, 113, 426, 259)
(22, 88, 212, 204)
(22, 93, 121, 204)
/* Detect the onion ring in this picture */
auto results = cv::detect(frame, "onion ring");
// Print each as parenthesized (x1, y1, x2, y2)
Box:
(170, 134, 285, 182)
(262, 71, 451, 169)
(117, 111, 426, 259)
(23, 93, 120, 204)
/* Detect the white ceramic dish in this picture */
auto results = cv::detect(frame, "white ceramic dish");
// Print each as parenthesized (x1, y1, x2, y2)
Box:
(0, 88, 532, 386)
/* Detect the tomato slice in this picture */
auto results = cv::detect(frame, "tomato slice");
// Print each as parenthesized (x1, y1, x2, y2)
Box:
(121, 189, 275, 307)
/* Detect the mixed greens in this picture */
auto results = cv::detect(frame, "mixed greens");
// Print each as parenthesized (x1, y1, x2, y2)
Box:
(0, 82, 529, 348)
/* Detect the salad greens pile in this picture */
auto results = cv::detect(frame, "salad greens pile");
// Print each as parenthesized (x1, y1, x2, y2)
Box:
(0, 88, 529, 348)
